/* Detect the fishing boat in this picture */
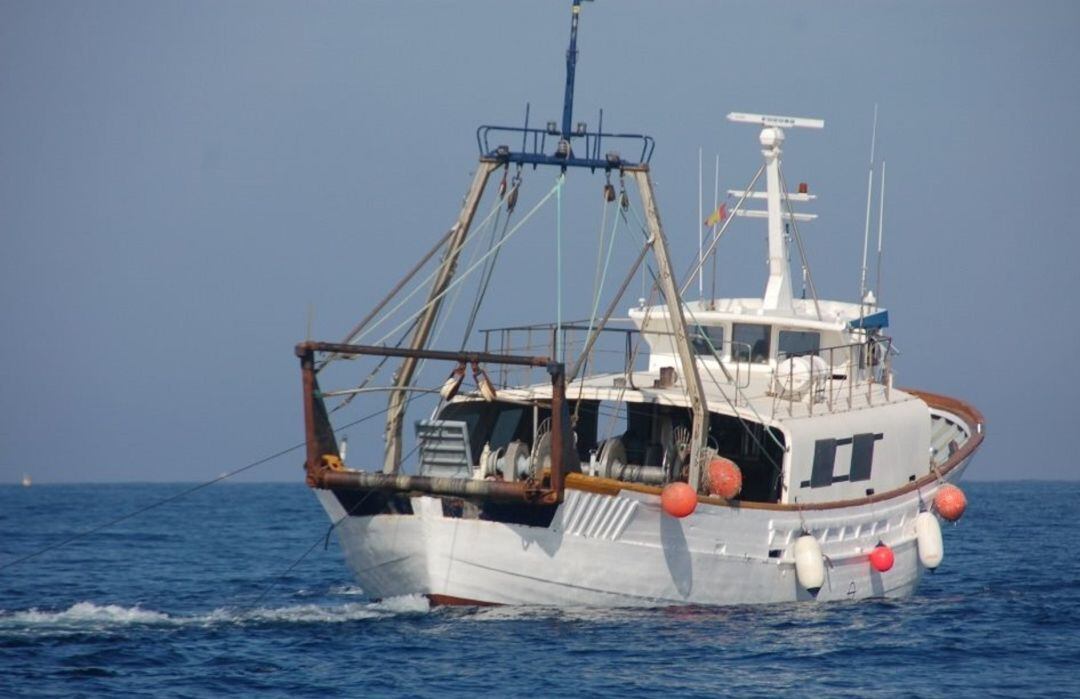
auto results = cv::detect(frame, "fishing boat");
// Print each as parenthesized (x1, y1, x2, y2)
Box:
(295, 1, 983, 606)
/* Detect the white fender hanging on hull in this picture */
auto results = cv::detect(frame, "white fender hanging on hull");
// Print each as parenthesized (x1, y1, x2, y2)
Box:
(794, 534, 825, 593)
(915, 511, 944, 569)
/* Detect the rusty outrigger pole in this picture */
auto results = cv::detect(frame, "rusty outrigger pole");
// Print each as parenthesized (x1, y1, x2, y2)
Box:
(296, 341, 568, 505)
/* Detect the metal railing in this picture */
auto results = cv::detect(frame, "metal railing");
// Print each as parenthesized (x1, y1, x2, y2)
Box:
(476, 321, 759, 393)
(478, 321, 639, 388)
(773, 336, 893, 416)
(691, 339, 753, 391)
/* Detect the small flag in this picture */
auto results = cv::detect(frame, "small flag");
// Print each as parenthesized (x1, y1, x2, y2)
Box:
(704, 203, 727, 228)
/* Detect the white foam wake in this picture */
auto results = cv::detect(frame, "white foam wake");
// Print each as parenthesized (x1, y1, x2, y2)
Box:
(3, 602, 172, 628)
(0, 595, 430, 633)
(327, 584, 366, 597)
(204, 595, 429, 625)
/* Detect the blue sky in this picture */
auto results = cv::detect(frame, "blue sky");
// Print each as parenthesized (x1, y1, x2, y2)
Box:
(2, 0, 1078, 482)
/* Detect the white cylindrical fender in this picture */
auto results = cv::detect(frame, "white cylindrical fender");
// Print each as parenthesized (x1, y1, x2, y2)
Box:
(794, 534, 825, 592)
(916, 511, 944, 569)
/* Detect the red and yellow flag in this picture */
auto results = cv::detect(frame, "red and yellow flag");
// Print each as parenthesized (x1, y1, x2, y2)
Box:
(704, 203, 727, 228)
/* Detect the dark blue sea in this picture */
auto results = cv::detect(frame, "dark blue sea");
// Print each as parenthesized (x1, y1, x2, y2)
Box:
(1, 481, 1076, 698)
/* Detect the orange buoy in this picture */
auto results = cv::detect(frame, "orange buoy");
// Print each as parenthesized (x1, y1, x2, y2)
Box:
(934, 484, 967, 522)
(869, 544, 894, 572)
(661, 482, 698, 518)
(707, 457, 743, 499)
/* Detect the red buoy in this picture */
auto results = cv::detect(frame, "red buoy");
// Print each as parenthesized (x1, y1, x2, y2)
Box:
(661, 482, 698, 518)
(707, 457, 743, 499)
(934, 484, 967, 522)
(869, 544, 894, 572)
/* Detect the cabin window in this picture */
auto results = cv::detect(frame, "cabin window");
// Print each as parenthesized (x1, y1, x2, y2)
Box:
(690, 325, 725, 356)
(778, 330, 821, 357)
(733, 323, 771, 363)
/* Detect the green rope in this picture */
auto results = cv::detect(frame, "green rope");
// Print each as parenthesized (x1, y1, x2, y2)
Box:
(555, 173, 565, 361)
(580, 195, 622, 374)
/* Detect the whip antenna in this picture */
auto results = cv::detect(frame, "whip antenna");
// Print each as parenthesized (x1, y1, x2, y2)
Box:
(859, 103, 878, 302)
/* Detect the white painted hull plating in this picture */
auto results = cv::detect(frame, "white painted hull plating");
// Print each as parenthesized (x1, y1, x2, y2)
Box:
(317, 459, 970, 607)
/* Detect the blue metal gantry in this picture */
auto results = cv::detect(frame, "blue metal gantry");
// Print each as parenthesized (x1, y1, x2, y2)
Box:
(475, 0, 654, 172)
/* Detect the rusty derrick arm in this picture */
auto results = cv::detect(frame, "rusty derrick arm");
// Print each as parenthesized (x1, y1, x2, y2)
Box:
(296, 341, 567, 504)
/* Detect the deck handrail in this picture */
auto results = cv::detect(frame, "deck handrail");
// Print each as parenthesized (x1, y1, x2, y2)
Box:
(773, 336, 893, 415)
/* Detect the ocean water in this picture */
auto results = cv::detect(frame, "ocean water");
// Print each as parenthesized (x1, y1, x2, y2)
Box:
(0, 481, 1076, 698)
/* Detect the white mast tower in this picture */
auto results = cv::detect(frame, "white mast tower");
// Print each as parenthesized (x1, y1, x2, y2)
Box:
(726, 112, 823, 313)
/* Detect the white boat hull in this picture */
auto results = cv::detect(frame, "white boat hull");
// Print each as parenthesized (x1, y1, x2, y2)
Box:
(316, 458, 971, 607)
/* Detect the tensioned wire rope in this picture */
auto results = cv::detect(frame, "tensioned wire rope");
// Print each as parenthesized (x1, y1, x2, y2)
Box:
(330, 169, 524, 413)
(317, 170, 512, 383)
(577, 186, 787, 480)
(240, 432, 432, 612)
(459, 171, 522, 351)
(618, 190, 788, 457)
(244, 180, 529, 602)
(331, 175, 525, 460)
(421, 177, 523, 407)
(0, 398, 415, 572)
(336, 176, 516, 349)
(347, 177, 561, 350)
(0, 177, 556, 573)
(581, 183, 622, 380)
(571, 179, 628, 426)
(249, 169, 532, 610)
(1, 178, 530, 571)
(621, 171, 787, 440)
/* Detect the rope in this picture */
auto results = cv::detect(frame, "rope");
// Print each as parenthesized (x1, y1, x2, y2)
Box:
(612, 192, 788, 465)
(0, 402, 401, 572)
(460, 178, 520, 350)
(330, 316, 420, 413)
(555, 173, 565, 361)
(371, 179, 564, 348)
(679, 162, 767, 297)
(0, 449, 300, 572)
(584, 195, 621, 362)
(591, 193, 611, 320)
(348, 189, 509, 347)
(573, 196, 622, 421)
(337, 225, 458, 348)
(243, 489, 377, 611)
(240, 435, 426, 611)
